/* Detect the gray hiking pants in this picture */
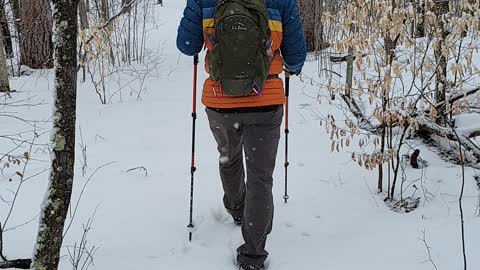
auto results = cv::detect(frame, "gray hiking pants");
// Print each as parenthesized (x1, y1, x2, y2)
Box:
(206, 105, 283, 268)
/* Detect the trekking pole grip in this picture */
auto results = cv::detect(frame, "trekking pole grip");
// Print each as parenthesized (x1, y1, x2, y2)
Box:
(285, 74, 290, 97)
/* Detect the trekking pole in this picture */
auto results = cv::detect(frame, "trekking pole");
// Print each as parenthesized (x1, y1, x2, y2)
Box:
(188, 55, 199, 241)
(284, 74, 290, 203)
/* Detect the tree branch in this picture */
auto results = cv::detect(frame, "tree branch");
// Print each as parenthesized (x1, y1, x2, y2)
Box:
(449, 123, 468, 270)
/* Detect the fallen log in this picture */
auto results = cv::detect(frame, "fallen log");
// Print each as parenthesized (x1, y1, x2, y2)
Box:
(340, 94, 382, 134)
(330, 55, 356, 63)
(435, 87, 480, 112)
(338, 92, 480, 168)
(416, 115, 480, 167)
(0, 259, 31, 269)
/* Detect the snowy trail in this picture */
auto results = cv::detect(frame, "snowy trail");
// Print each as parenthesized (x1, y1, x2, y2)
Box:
(2, 3, 480, 270)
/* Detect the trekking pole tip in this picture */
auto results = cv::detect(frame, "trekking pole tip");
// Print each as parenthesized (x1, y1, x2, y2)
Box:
(188, 224, 195, 241)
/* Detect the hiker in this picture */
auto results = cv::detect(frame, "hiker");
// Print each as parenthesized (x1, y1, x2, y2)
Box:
(177, 0, 306, 269)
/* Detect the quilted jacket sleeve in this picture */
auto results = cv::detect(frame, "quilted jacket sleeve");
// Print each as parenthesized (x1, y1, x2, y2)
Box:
(177, 0, 204, 56)
(279, 0, 307, 74)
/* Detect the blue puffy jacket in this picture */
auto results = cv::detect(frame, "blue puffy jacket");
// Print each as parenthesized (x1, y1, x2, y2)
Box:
(176, 0, 307, 74)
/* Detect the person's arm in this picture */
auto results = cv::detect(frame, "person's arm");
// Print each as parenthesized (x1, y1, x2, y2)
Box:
(279, 0, 307, 75)
(176, 0, 204, 56)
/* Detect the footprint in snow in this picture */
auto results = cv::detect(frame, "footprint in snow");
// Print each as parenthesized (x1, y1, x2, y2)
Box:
(181, 245, 191, 254)
(284, 222, 294, 228)
(301, 232, 311, 237)
(210, 206, 230, 224)
(147, 255, 160, 259)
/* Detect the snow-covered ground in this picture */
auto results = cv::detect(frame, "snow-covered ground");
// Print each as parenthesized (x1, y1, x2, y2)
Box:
(1, 2, 479, 270)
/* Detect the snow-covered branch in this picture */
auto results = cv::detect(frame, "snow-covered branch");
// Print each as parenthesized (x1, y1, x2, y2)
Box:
(435, 87, 480, 112)
(339, 94, 382, 134)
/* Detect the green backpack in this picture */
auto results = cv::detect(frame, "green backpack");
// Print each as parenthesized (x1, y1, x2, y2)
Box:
(208, 0, 273, 96)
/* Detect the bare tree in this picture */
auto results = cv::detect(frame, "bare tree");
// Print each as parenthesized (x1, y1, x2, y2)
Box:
(9, 0, 20, 32)
(308, 0, 480, 206)
(0, 1, 13, 58)
(451, 124, 468, 270)
(17, 0, 53, 69)
(79, 0, 161, 104)
(79, 0, 90, 30)
(299, 0, 327, 52)
(0, 25, 10, 92)
(31, 0, 79, 268)
(432, 0, 449, 126)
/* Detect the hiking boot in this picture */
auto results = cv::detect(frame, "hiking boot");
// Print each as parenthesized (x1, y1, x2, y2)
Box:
(239, 264, 265, 270)
(233, 215, 243, 226)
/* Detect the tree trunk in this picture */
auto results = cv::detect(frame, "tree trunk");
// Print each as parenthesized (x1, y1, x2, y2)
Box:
(412, 0, 426, 38)
(300, 0, 313, 52)
(346, 45, 354, 97)
(0, 26, 10, 92)
(384, 35, 396, 65)
(300, 0, 325, 52)
(378, 118, 387, 193)
(18, 0, 53, 69)
(79, 0, 89, 30)
(100, 0, 109, 21)
(384, 0, 400, 65)
(10, 0, 20, 34)
(31, 0, 79, 269)
(0, 4, 13, 58)
(433, 1, 449, 126)
(314, 0, 325, 52)
(99, 0, 115, 65)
